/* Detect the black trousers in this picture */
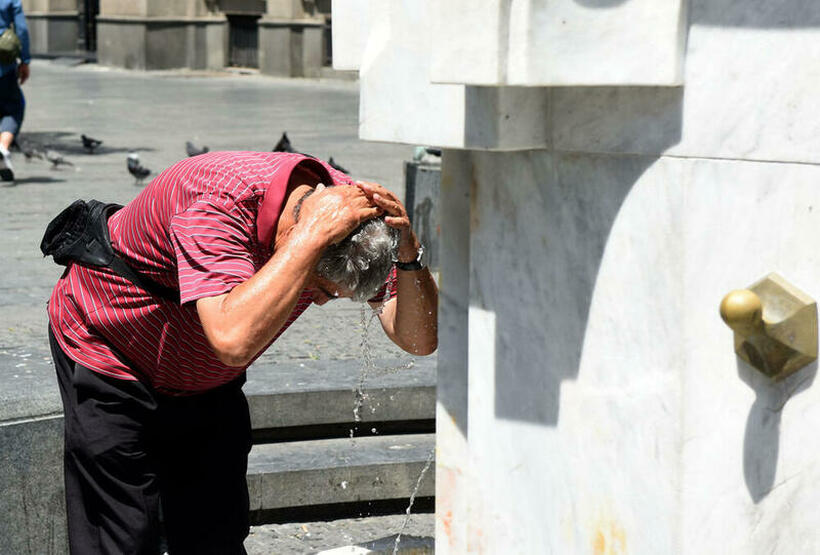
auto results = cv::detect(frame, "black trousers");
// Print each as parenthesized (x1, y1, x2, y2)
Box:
(50, 329, 252, 555)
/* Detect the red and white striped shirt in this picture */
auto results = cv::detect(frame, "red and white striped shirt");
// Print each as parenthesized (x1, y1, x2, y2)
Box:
(48, 151, 396, 395)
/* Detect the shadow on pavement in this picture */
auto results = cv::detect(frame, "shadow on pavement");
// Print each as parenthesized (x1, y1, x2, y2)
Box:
(12, 176, 67, 185)
(18, 131, 157, 156)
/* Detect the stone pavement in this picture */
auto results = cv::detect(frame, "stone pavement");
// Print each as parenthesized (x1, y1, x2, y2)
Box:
(0, 59, 416, 421)
(0, 60, 434, 553)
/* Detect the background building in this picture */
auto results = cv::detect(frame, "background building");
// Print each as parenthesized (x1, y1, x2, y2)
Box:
(22, 0, 336, 77)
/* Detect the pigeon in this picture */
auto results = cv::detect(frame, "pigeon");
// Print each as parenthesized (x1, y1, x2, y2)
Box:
(127, 152, 150, 184)
(185, 141, 209, 157)
(17, 140, 44, 161)
(272, 132, 295, 153)
(81, 134, 103, 153)
(45, 150, 73, 169)
(327, 157, 349, 174)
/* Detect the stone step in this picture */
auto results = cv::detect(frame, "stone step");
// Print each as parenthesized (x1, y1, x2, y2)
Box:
(244, 357, 436, 430)
(247, 433, 435, 512)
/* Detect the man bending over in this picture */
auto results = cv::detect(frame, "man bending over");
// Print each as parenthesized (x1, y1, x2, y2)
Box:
(47, 151, 438, 554)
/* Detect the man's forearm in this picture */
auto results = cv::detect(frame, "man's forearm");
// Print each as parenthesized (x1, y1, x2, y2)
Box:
(388, 268, 438, 355)
(197, 229, 324, 366)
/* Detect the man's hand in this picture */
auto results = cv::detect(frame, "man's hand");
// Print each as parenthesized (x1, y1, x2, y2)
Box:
(17, 63, 28, 85)
(355, 181, 419, 262)
(294, 183, 381, 246)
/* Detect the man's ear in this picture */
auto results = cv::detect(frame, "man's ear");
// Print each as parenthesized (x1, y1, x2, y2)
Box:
(315, 183, 326, 193)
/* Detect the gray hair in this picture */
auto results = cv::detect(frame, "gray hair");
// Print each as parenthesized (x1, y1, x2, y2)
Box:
(295, 188, 399, 302)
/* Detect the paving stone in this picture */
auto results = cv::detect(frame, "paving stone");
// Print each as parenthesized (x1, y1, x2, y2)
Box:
(247, 434, 435, 511)
(246, 514, 434, 555)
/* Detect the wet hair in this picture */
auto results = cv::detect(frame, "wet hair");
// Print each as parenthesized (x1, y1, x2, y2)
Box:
(295, 188, 399, 302)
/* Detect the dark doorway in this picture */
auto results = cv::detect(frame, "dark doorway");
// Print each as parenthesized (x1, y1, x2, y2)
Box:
(77, 0, 100, 52)
(228, 15, 261, 68)
(322, 18, 332, 67)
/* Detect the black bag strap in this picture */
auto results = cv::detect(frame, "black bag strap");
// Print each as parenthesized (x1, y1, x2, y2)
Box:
(107, 253, 180, 303)
(41, 199, 180, 303)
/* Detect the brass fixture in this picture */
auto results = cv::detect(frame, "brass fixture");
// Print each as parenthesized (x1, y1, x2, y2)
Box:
(720, 273, 817, 381)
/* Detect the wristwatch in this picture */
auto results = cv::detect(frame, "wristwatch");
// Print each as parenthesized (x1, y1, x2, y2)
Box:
(395, 244, 425, 271)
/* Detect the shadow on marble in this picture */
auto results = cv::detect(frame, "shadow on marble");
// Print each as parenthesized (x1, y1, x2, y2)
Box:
(738, 359, 817, 503)
(468, 148, 679, 426)
(552, 86, 684, 156)
(474, 86, 684, 426)
(692, 0, 820, 28)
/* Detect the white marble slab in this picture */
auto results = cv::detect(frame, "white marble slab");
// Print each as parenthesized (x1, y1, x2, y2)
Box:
(681, 158, 820, 554)
(463, 151, 683, 553)
(355, 0, 467, 147)
(671, 23, 820, 165)
(435, 151, 471, 553)
(431, 0, 686, 86)
(551, 23, 820, 165)
(337, 0, 551, 149)
(439, 149, 820, 552)
(330, 0, 373, 71)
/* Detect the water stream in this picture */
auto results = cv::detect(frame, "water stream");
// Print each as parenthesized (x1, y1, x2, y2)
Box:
(354, 304, 433, 553)
(392, 447, 435, 555)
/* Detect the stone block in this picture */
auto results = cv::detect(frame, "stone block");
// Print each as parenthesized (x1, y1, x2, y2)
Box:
(26, 13, 80, 55)
(97, 20, 147, 69)
(330, 0, 372, 71)
(431, 0, 686, 86)
(341, 1, 550, 149)
(259, 20, 325, 78)
(459, 150, 684, 553)
(404, 161, 440, 271)
(145, 22, 191, 69)
(669, 20, 820, 165)
(244, 357, 436, 429)
(0, 416, 67, 555)
(301, 25, 324, 78)
(247, 434, 434, 510)
(434, 150, 470, 554)
(258, 22, 291, 76)
(680, 158, 820, 554)
(97, 16, 226, 71)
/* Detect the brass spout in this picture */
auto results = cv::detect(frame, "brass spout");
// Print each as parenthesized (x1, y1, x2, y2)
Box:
(720, 273, 817, 380)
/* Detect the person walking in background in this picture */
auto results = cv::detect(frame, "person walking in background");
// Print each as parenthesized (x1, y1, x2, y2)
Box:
(0, 0, 29, 184)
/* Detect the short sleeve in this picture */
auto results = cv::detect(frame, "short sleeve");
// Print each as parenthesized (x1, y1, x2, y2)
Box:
(368, 265, 398, 304)
(170, 200, 257, 304)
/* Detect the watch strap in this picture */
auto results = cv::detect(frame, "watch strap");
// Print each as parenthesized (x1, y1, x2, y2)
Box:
(395, 244, 425, 271)
(395, 259, 424, 271)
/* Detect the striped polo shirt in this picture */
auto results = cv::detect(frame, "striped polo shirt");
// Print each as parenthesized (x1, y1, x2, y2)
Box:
(48, 151, 396, 395)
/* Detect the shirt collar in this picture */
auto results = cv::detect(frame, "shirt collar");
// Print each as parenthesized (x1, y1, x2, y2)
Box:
(257, 155, 334, 248)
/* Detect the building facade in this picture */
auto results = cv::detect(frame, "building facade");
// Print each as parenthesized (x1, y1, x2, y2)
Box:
(22, 0, 334, 77)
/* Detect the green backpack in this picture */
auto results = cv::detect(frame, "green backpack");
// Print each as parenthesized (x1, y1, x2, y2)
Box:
(0, 26, 21, 65)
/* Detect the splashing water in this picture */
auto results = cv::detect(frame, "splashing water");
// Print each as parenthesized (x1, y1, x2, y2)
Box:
(353, 302, 430, 554)
(352, 305, 379, 426)
(353, 304, 416, 428)
(393, 447, 435, 555)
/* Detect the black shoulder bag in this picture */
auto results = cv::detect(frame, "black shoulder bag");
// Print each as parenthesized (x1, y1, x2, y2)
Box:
(40, 200, 180, 303)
